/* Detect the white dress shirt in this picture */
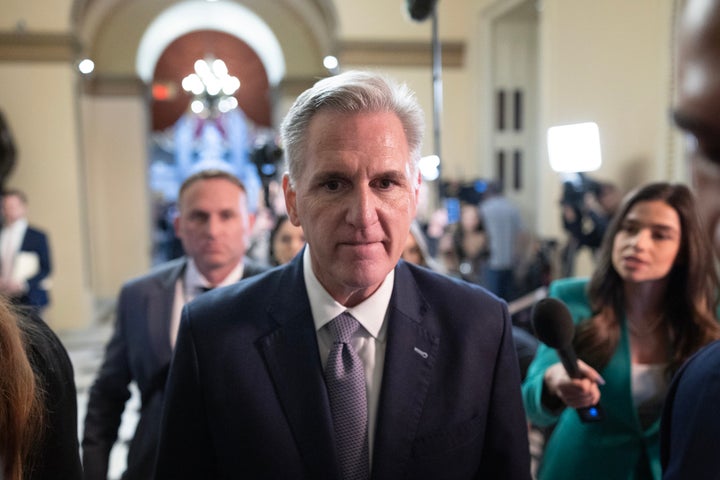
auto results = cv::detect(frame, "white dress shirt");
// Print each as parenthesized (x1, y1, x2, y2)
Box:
(303, 246, 393, 462)
(0, 218, 27, 281)
(169, 258, 244, 347)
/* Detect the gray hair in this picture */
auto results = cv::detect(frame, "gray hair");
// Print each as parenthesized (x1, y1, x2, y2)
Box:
(280, 70, 425, 186)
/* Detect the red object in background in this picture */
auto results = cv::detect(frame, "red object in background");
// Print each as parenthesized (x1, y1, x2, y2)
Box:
(152, 83, 174, 101)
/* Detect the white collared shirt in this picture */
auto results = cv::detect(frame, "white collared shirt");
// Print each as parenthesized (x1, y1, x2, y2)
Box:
(303, 246, 393, 462)
(0, 218, 27, 280)
(169, 258, 244, 347)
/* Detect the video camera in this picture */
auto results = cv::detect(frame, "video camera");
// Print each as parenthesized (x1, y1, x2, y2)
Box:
(560, 173, 601, 213)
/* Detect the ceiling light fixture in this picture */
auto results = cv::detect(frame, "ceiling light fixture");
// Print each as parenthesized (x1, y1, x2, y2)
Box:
(181, 57, 240, 115)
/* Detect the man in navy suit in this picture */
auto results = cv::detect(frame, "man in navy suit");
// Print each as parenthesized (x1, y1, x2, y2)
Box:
(156, 71, 531, 479)
(82, 170, 267, 480)
(0, 189, 52, 311)
(661, 1, 720, 478)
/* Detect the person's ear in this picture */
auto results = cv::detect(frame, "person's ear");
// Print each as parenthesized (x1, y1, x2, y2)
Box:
(283, 174, 301, 227)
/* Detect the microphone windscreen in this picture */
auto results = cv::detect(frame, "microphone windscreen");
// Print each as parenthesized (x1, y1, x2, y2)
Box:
(406, 0, 439, 21)
(531, 297, 575, 349)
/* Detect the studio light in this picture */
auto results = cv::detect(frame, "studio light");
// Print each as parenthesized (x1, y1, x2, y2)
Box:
(547, 122, 602, 173)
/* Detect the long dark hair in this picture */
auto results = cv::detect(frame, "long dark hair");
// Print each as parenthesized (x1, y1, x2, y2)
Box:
(269, 214, 290, 266)
(575, 182, 720, 376)
(0, 301, 44, 480)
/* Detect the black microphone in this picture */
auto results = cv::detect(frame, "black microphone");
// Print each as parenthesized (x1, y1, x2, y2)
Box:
(531, 297, 604, 422)
(406, 0, 439, 22)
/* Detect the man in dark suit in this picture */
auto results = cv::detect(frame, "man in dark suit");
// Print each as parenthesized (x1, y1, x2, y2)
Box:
(661, 1, 720, 478)
(155, 71, 531, 479)
(0, 189, 52, 311)
(82, 169, 267, 480)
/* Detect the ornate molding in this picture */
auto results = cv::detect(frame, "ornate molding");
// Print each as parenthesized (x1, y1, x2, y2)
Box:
(0, 32, 80, 62)
(339, 40, 464, 68)
(80, 74, 148, 96)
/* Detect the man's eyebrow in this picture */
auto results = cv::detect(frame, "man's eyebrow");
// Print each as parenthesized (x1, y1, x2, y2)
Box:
(309, 169, 408, 181)
(377, 170, 407, 181)
(310, 170, 347, 182)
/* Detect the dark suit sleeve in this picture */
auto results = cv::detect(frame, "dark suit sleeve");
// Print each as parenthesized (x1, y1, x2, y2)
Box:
(16, 228, 52, 308)
(661, 340, 720, 480)
(82, 287, 134, 480)
(476, 302, 532, 480)
(24, 228, 51, 291)
(25, 317, 82, 479)
(155, 306, 218, 479)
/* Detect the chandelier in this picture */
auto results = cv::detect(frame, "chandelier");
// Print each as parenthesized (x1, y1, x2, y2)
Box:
(181, 58, 240, 115)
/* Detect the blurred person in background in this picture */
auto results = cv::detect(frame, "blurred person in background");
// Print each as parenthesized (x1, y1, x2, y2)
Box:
(401, 221, 445, 273)
(560, 177, 621, 276)
(480, 181, 526, 300)
(452, 202, 488, 285)
(269, 214, 305, 266)
(0, 189, 52, 313)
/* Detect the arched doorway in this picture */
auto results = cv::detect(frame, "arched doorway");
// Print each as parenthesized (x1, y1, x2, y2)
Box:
(134, 2, 287, 264)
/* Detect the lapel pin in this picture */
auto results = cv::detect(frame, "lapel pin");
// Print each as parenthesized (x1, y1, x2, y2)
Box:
(413, 347, 429, 359)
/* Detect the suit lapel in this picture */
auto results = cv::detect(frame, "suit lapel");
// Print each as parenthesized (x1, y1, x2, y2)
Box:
(256, 258, 339, 479)
(151, 257, 259, 366)
(18, 228, 29, 251)
(372, 263, 439, 479)
(148, 259, 185, 365)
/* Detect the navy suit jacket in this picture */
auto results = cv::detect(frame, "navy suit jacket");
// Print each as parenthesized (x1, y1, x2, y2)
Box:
(82, 257, 267, 480)
(156, 255, 531, 479)
(0, 225, 52, 308)
(661, 339, 720, 479)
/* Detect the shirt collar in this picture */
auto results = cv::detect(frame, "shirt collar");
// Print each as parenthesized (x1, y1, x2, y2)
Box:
(4, 218, 27, 233)
(303, 246, 394, 339)
(184, 257, 244, 294)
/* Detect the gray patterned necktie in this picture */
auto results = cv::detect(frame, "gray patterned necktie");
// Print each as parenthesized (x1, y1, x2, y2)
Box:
(325, 312, 370, 480)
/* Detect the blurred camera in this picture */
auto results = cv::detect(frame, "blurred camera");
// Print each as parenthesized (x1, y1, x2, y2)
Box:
(560, 173, 601, 212)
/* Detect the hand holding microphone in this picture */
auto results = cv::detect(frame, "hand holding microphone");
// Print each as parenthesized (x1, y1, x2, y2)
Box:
(531, 297, 606, 422)
(544, 360, 604, 408)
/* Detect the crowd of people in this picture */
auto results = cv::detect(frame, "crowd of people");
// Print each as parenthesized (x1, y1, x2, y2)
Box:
(2, 2, 720, 476)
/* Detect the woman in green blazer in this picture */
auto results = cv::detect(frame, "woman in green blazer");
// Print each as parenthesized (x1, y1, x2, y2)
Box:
(523, 182, 720, 480)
